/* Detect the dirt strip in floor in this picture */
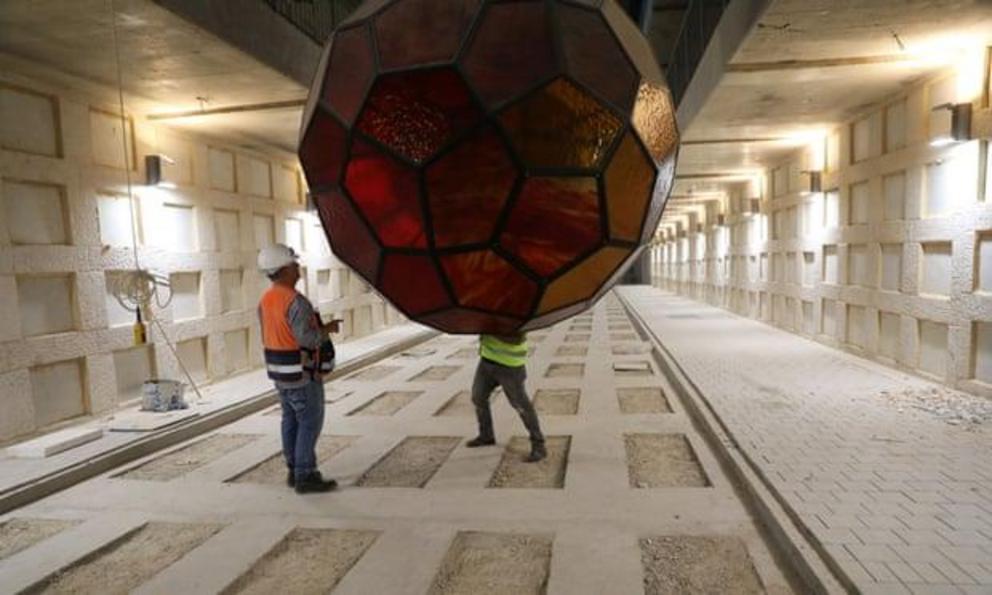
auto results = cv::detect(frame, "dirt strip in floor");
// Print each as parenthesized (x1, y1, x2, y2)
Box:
(428, 531, 553, 595)
(356, 437, 462, 488)
(117, 434, 260, 481)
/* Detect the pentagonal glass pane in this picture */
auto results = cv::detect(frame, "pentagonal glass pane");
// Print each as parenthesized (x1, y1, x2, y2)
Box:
(322, 24, 375, 124)
(344, 139, 427, 248)
(559, 4, 637, 113)
(379, 253, 450, 315)
(441, 250, 537, 317)
(500, 78, 622, 170)
(460, 0, 556, 108)
(500, 177, 602, 277)
(299, 108, 348, 190)
(427, 126, 517, 247)
(591, 245, 642, 303)
(640, 154, 676, 243)
(605, 131, 655, 242)
(356, 68, 481, 164)
(315, 189, 380, 282)
(538, 246, 630, 314)
(375, 0, 480, 70)
(420, 307, 521, 335)
(632, 81, 679, 168)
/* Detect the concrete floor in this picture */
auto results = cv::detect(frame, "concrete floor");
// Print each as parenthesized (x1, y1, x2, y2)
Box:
(0, 295, 796, 594)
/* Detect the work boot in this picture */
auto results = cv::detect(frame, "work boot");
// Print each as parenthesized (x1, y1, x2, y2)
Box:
(294, 471, 338, 494)
(465, 435, 496, 448)
(286, 468, 295, 488)
(524, 442, 547, 463)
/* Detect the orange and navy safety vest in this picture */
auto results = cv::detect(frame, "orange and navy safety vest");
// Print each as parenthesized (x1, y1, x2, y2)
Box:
(258, 285, 334, 383)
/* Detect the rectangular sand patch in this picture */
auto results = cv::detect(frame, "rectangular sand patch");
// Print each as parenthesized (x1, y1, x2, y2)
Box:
(428, 531, 552, 595)
(564, 334, 590, 343)
(229, 436, 358, 484)
(555, 345, 588, 357)
(611, 343, 651, 355)
(435, 390, 474, 417)
(613, 361, 653, 377)
(625, 434, 709, 488)
(356, 436, 461, 487)
(264, 389, 352, 414)
(222, 528, 378, 595)
(618, 388, 672, 414)
(27, 522, 221, 594)
(348, 391, 422, 416)
(409, 365, 461, 382)
(448, 347, 478, 360)
(345, 365, 400, 381)
(569, 324, 592, 331)
(641, 536, 763, 595)
(488, 436, 570, 489)
(534, 389, 579, 415)
(117, 434, 259, 481)
(0, 518, 79, 561)
(545, 363, 584, 378)
(611, 333, 639, 342)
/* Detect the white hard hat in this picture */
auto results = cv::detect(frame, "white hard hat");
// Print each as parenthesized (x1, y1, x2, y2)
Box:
(258, 243, 298, 275)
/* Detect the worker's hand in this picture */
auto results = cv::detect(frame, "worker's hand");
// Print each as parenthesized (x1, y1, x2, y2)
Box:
(323, 319, 343, 334)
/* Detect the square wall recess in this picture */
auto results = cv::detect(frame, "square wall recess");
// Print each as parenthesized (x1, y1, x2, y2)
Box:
(17, 274, 74, 336)
(30, 358, 86, 428)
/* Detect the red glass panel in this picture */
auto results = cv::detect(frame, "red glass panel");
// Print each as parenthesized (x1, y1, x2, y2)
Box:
(298, 108, 348, 190)
(500, 79, 622, 170)
(356, 69, 481, 164)
(500, 177, 603, 277)
(441, 250, 537, 317)
(640, 153, 676, 243)
(426, 127, 517, 247)
(421, 308, 521, 335)
(322, 25, 375, 124)
(460, 0, 556, 108)
(559, 4, 637, 113)
(379, 253, 450, 315)
(314, 189, 380, 282)
(344, 139, 427, 248)
(375, 0, 480, 70)
(605, 131, 655, 242)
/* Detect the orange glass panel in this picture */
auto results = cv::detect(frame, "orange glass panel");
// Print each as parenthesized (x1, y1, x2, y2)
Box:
(322, 25, 375, 124)
(460, 0, 556, 108)
(299, 108, 348, 190)
(605, 131, 655, 242)
(344, 139, 427, 248)
(426, 126, 517, 247)
(631, 81, 678, 167)
(559, 3, 637, 113)
(500, 78, 622, 170)
(379, 253, 450, 315)
(420, 308, 521, 335)
(591, 246, 642, 303)
(500, 177, 603, 277)
(375, 0, 480, 70)
(538, 246, 630, 314)
(315, 189, 380, 283)
(441, 250, 537, 317)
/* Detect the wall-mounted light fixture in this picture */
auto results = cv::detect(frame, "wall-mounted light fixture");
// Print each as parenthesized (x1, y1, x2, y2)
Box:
(930, 102, 972, 147)
(799, 170, 822, 194)
(748, 198, 761, 215)
(717, 214, 726, 226)
(145, 154, 176, 187)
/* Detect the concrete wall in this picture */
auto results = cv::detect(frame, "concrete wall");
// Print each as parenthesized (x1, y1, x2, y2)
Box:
(0, 69, 401, 443)
(651, 66, 992, 399)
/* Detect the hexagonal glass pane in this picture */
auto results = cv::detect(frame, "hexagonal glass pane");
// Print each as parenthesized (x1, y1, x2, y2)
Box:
(321, 24, 376, 124)
(500, 176, 602, 277)
(460, 0, 556, 108)
(441, 250, 537, 317)
(374, 0, 480, 70)
(299, 108, 348, 190)
(345, 139, 427, 248)
(500, 78, 622, 170)
(379, 252, 450, 315)
(420, 307, 521, 335)
(632, 81, 678, 168)
(558, 3, 637, 113)
(605, 131, 655, 242)
(357, 68, 481, 164)
(315, 189, 380, 283)
(426, 126, 517, 248)
(538, 246, 630, 314)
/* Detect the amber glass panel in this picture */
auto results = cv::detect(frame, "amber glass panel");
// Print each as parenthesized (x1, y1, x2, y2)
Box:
(500, 79, 622, 170)
(356, 69, 481, 164)
(421, 307, 521, 335)
(299, 108, 348, 190)
(322, 25, 375, 124)
(605, 131, 655, 242)
(427, 127, 517, 247)
(345, 139, 427, 248)
(460, 0, 556, 108)
(558, 4, 637, 113)
(315, 189, 381, 282)
(591, 246, 641, 303)
(538, 246, 630, 314)
(640, 154, 676, 243)
(375, 0, 480, 70)
(520, 300, 590, 331)
(379, 253, 450, 315)
(632, 81, 678, 167)
(441, 250, 537, 317)
(500, 177, 602, 277)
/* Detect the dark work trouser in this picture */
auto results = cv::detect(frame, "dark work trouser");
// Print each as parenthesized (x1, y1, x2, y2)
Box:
(471, 359, 544, 444)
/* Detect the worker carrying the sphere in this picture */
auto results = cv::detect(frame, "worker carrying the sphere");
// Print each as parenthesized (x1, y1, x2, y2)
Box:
(257, 243, 339, 494)
(466, 333, 546, 463)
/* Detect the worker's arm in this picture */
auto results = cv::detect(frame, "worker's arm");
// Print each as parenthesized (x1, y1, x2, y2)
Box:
(287, 295, 326, 350)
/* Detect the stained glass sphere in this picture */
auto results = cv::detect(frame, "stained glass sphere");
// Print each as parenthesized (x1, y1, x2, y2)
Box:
(299, 0, 679, 334)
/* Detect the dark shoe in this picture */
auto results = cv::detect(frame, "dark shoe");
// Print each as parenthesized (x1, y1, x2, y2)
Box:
(287, 469, 295, 488)
(294, 471, 338, 494)
(466, 436, 496, 448)
(524, 444, 547, 463)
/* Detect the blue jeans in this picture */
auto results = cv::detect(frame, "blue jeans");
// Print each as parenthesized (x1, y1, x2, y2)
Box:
(279, 381, 325, 480)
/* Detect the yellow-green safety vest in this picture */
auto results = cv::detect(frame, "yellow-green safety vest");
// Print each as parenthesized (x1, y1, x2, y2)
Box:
(479, 334, 528, 368)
